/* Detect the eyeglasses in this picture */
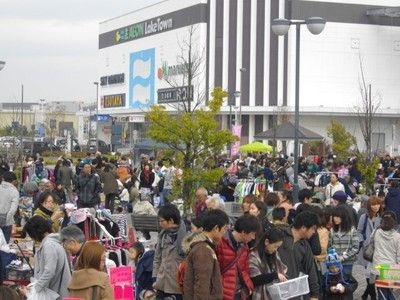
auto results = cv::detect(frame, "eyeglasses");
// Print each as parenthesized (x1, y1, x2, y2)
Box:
(62, 240, 71, 248)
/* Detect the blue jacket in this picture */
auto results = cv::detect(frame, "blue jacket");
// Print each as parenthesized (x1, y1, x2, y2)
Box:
(135, 250, 155, 299)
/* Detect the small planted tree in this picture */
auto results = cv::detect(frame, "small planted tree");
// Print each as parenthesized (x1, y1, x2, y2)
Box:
(327, 120, 356, 161)
(146, 87, 236, 208)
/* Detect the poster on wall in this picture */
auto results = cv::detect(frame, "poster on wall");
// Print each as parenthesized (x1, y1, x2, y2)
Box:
(129, 48, 155, 109)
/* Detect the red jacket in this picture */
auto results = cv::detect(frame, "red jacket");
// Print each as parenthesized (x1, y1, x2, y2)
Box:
(216, 231, 254, 300)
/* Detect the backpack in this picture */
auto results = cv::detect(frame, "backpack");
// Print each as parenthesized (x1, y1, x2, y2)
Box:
(319, 173, 330, 187)
(177, 258, 187, 294)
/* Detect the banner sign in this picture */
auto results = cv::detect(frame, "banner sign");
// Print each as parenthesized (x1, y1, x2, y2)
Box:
(231, 125, 242, 157)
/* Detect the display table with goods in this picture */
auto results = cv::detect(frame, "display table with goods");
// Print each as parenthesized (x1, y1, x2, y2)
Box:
(375, 264, 400, 300)
(2, 239, 34, 286)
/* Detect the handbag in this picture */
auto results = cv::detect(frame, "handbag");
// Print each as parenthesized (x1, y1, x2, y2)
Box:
(363, 229, 376, 262)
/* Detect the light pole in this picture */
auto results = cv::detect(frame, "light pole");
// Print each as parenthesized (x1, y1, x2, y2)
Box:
(93, 82, 99, 152)
(228, 91, 241, 157)
(271, 17, 326, 203)
(239, 68, 246, 125)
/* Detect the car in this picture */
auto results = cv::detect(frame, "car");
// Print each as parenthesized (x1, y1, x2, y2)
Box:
(22, 141, 61, 155)
(56, 138, 81, 152)
(85, 139, 110, 154)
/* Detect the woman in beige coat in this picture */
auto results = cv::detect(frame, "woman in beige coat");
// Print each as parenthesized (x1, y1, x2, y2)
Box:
(68, 241, 114, 300)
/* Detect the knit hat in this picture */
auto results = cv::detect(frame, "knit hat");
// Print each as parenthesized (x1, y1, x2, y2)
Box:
(332, 190, 347, 202)
(326, 247, 342, 274)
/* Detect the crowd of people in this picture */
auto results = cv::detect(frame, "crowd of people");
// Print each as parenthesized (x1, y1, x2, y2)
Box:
(0, 151, 399, 299)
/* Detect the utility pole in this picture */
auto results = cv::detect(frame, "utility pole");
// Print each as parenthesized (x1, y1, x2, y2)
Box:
(94, 82, 99, 152)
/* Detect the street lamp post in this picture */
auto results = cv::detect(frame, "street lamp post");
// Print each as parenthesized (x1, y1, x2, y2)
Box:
(228, 91, 241, 157)
(93, 82, 99, 152)
(271, 17, 326, 203)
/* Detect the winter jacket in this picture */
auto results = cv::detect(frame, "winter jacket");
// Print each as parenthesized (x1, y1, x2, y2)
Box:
(34, 233, 71, 299)
(57, 165, 74, 190)
(153, 222, 187, 294)
(68, 268, 114, 300)
(74, 173, 103, 207)
(315, 227, 329, 262)
(385, 187, 400, 223)
(216, 230, 254, 300)
(329, 227, 359, 263)
(356, 213, 381, 267)
(135, 250, 155, 300)
(372, 228, 400, 275)
(249, 250, 287, 300)
(277, 226, 320, 299)
(0, 181, 19, 226)
(99, 169, 119, 195)
(182, 232, 223, 300)
(34, 205, 60, 233)
(139, 170, 155, 189)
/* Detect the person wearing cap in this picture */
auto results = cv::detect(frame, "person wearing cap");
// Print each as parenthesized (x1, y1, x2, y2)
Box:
(0, 171, 19, 242)
(324, 173, 345, 206)
(331, 191, 358, 227)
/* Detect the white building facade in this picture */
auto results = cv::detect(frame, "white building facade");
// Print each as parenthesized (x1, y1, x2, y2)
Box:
(98, 0, 400, 155)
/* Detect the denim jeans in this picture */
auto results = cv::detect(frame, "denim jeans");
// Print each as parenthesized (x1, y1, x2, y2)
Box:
(160, 188, 171, 206)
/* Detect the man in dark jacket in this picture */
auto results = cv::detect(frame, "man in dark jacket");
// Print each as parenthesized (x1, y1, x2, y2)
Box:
(278, 211, 320, 300)
(73, 163, 102, 208)
(385, 179, 400, 224)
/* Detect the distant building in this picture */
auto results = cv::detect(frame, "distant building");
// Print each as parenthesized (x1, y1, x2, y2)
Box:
(97, 0, 400, 155)
(0, 101, 85, 142)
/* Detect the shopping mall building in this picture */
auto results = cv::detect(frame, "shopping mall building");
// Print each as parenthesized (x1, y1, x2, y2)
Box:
(97, 0, 400, 155)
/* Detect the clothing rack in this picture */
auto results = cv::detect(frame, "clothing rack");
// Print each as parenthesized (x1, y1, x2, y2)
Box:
(234, 179, 267, 203)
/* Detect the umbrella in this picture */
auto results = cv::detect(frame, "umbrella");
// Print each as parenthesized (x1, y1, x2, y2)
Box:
(239, 141, 273, 153)
(254, 121, 323, 140)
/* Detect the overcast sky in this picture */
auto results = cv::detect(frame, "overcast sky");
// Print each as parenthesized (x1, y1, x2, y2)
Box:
(0, 0, 160, 103)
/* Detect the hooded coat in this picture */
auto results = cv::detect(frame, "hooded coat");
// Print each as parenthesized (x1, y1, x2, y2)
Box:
(68, 268, 114, 300)
(34, 233, 71, 299)
(153, 222, 187, 294)
(0, 180, 19, 226)
(182, 232, 223, 300)
(372, 228, 400, 275)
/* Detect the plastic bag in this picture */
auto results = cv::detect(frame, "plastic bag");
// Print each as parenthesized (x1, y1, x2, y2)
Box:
(26, 285, 59, 300)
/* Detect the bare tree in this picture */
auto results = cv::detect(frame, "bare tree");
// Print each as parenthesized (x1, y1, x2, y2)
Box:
(355, 57, 381, 161)
(160, 25, 206, 113)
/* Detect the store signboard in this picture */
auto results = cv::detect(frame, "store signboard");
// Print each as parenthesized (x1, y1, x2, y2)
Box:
(157, 85, 193, 104)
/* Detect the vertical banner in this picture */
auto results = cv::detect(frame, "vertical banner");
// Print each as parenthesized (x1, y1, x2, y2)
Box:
(109, 266, 134, 300)
(231, 124, 242, 157)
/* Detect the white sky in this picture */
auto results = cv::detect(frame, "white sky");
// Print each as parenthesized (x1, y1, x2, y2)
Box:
(0, 0, 160, 103)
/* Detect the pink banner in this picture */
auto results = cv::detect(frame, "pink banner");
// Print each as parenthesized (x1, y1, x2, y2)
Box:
(109, 266, 134, 300)
(231, 124, 242, 157)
